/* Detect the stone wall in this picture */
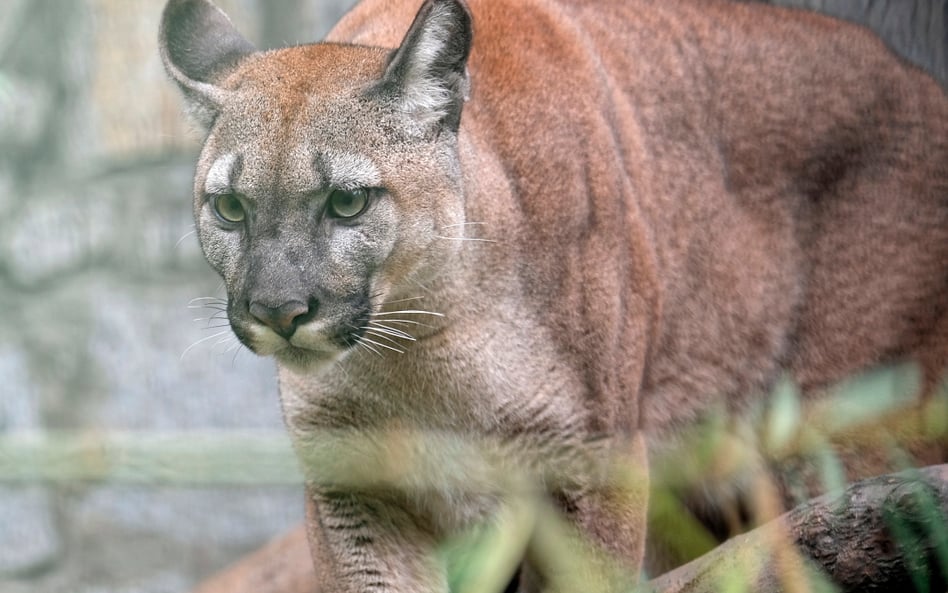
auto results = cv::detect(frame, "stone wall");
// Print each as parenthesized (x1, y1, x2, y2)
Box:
(0, 1, 356, 592)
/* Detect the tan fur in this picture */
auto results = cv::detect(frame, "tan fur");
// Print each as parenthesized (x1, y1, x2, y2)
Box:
(191, 527, 316, 593)
(160, 0, 948, 591)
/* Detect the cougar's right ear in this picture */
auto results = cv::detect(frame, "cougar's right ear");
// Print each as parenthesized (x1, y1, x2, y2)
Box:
(158, 0, 256, 129)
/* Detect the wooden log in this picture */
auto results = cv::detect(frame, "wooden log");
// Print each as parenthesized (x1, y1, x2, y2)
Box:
(650, 464, 948, 593)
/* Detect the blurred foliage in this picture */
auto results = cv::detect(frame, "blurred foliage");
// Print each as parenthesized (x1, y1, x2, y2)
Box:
(0, 364, 945, 591)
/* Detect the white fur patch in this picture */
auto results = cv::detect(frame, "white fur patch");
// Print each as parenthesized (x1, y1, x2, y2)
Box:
(205, 153, 238, 195)
(246, 324, 285, 356)
(322, 150, 382, 190)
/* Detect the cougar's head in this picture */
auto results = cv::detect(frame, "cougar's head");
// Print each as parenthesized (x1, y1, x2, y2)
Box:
(160, 0, 473, 369)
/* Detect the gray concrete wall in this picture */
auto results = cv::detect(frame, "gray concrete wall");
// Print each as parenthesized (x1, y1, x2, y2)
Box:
(0, 1, 356, 592)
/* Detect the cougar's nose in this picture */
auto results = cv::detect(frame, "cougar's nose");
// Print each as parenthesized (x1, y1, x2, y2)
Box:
(249, 299, 314, 339)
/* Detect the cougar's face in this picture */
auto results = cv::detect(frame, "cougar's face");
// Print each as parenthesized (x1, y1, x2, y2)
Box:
(191, 46, 465, 370)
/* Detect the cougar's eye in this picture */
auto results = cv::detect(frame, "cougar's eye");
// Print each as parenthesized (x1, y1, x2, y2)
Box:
(213, 193, 245, 224)
(327, 188, 370, 219)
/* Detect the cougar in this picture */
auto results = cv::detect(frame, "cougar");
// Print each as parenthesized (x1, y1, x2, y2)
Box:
(160, 0, 948, 590)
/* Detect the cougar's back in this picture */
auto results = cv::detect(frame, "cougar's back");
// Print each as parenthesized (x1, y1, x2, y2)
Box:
(331, 0, 948, 433)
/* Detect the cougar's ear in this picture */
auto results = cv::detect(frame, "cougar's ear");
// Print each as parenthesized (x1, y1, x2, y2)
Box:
(373, 0, 473, 135)
(158, 0, 256, 129)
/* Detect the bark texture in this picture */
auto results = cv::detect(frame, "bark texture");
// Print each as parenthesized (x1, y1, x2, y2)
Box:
(650, 465, 948, 593)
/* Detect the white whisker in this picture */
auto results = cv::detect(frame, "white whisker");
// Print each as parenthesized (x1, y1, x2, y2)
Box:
(364, 330, 407, 349)
(333, 359, 353, 381)
(371, 310, 445, 318)
(355, 338, 383, 358)
(231, 345, 245, 367)
(181, 331, 231, 360)
(188, 297, 228, 316)
(436, 235, 498, 243)
(379, 295, 427, 306)
(175, 229, 197, 248)
(409, 278, 432, 294)
(360, 335, 405, 354)
(441, 222, 487, 230)
(368, 318, 433, 328)
(366, 323, 416, 341)
(193, 313, 228, 323)
(364, 331, 401, 349)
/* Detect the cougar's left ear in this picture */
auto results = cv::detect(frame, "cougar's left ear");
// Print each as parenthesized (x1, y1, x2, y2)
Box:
(158, 0, 256, 129)
(373, 0, 473, 135)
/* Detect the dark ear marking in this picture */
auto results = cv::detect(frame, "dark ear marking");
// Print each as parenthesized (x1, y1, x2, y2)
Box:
(372, 0, 474, 134)
(158, 0, 256, 128)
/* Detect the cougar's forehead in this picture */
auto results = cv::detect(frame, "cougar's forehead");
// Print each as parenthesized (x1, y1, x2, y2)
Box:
(225, 43, 388, 112)
(205, 43, 391, 196)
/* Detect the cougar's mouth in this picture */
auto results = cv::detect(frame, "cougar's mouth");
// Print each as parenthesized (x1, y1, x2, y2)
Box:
(235, 287, 434, 366)
(227, 298, 369, 362)
(277, 306, 372, 355)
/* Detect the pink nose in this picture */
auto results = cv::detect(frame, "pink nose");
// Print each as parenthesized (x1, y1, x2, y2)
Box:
(249, 300, 311, 338)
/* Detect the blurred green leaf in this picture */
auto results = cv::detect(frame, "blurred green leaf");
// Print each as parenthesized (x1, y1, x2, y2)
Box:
(441, 493, 535, 593)
(766, 377, 802, 454)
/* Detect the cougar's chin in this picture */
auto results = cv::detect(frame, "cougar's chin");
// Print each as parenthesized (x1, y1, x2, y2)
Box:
(271, 345, 338, 374)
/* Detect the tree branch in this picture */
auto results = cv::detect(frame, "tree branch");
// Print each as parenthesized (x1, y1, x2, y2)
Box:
(650, 464, 948, 593)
